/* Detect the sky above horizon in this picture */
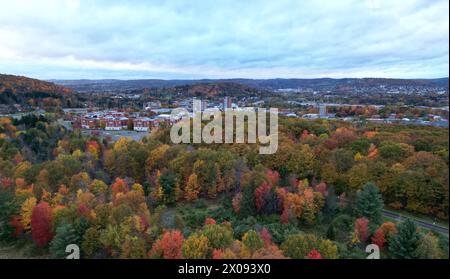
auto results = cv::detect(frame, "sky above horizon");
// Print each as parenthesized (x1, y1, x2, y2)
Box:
(0, 0, 448, 80)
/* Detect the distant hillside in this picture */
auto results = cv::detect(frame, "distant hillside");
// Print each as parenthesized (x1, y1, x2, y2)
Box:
(0, 74, 76, 108)
(52, 77, 449, 92)
(1, 74, 72, 95)
(163, 82, 266, 98)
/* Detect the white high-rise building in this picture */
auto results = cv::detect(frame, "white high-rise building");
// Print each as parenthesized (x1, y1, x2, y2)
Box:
(319, 104, 327, 117)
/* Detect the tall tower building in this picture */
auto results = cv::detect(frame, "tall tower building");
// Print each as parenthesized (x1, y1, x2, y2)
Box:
(201, 99, 207, 111)
(193, 98, 207, 113)
(223, 96, 232, 110)
(319, 103, 327, 117)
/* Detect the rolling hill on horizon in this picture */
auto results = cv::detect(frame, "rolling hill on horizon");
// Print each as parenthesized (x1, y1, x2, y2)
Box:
(50, 77, 449, 92)
(0, 74, 75, 108)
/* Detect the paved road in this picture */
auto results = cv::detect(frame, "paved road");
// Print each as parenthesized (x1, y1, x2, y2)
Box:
(382, 209, 449, 235)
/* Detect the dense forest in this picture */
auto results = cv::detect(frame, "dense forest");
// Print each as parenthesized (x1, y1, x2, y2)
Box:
(0, 114, 448, 259)
(0, 74, 78, 109)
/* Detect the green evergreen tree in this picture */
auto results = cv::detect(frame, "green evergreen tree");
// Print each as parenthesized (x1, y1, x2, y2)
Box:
(75, 217, 90, 241)
(159, 171, 177, 204)
(49, 223, 80, 259)
(325, 186, 338, 215)
(355, 182, 384, 224)
(326, 224, 336, 240)
(239, 182, 257, 217)
(388, 219, 420, 259)
(0, 187, 18, 242)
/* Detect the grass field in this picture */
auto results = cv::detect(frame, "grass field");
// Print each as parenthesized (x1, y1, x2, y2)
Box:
(0, 242, 49, 259)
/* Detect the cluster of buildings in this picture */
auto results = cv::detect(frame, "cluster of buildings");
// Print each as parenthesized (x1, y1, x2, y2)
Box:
(364, 113, 449, 127)
(79, 110, 178, 132)
(76, 96, 237, 133)
(301, 104, 334, 119)
(184, 96, 234, 112)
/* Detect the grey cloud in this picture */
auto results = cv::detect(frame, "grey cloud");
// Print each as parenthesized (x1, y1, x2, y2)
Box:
(0, 0, 448, 79)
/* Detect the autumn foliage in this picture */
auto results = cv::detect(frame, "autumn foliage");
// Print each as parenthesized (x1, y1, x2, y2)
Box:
(204, 217, 217, 226)
(0, 109, 448, 259)
(30, 202, 53, 248)
(185, 173, 200, 202)
(307, 249, 322, 259)
(111, 178, 128, 200)
(371, 228, 386, 249)
(353, 217, 369, 244)
(150, 230, 184, 259)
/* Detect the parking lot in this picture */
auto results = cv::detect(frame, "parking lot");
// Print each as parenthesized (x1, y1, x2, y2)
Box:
(81, 129, 149, 142)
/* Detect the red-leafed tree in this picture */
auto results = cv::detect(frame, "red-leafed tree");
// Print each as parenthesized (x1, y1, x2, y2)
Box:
(354, 217, 369, 243)
(260, 228, 272, 247)
(281, 208, 289, 224)
(371, 228, 386, 249)
(300, 130, 310, 141)
(31, 202, 53, 248)
(1, 177, 12, 188)
(204, 217, 216, 226)
(307, 249, 322, 259)
(254, 182, 272, 212)
(265, 169, 279, 186)
(77, 204, 90, 217)
(212, 249, 222, 259)
(315, 182, 328, 196)
(289, 177, 299, 188)
(150, 230, 184, 259)
(10, 216, 24, 237)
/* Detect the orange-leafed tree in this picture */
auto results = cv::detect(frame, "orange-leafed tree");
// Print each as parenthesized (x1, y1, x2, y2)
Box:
(367, 144, 378, 159)
(111, 178, 128, 200)
(379, 221, 398, 239)
(184, 173, 200, 202)
(86, 140, 101, 159)
(149, 230, 184, 259)
(251, 244, 286, 259)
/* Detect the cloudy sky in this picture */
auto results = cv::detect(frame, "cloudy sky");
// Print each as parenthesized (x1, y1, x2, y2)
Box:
(0, 0, 448, 79)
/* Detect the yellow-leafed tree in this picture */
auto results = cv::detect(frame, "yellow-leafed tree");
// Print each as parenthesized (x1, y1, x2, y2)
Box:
(21, 197, 37, 230)
(185, 173, 200, 202)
